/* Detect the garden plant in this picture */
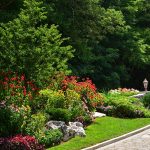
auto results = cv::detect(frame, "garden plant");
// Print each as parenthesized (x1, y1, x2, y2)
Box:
(0, 0, 150, 149)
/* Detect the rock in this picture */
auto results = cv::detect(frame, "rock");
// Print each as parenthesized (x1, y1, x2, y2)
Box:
(69, 122, 86, 137)
(93, 112, 106, 118)
(69, 122, 83, 128)
(62, 126, 76, 141)
(73, 126, 86, 137)
(46, 121, 86, 142)
(46, 121, 66, 130)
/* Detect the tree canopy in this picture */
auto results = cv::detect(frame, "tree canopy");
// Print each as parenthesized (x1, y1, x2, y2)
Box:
(0, 0, 149, 89)
(0, 0, 73, 84)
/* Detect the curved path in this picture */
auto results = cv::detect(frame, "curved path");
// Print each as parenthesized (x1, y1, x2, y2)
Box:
(96, 128, 150, 150)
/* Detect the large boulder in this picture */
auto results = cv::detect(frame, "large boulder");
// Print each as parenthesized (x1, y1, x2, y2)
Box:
(62, 126, 76, 142)
(46, 121, 86, 142)
(69, 122, 86, 137)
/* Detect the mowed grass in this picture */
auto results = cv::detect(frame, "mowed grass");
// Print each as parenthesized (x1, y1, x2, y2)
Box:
(48, 117, 150, 150)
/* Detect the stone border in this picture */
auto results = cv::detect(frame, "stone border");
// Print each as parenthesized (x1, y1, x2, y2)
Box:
(82, 125, 150, 150)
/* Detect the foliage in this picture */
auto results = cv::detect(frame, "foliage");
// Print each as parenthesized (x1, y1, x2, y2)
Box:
(142, 92, 150, 108)
(104, 94, 150, 118)
(0, 0, 74, 85)
(62, 76, 104, 111)
(0, 0, 150, 148)
(0, 0, 22, 23)
(96, 105, 114, 116)
(65, 89, 85, 121)
(82, 114, 93, 126)
(0, 0, 150, 89)
(46, 108, 71, 123)
(44, 0, 127, 89)
(0, 134, 44, 150)
(24, 112, 46, 136)
(100, 0, 150, 89)
(41, 89, 66, 109)
(37, 78, 96, 124)
(37, 129, 63, 147)
(65, 89, 81, 109)
(0, 103, 31, 137)
(24, 112, 63, 148)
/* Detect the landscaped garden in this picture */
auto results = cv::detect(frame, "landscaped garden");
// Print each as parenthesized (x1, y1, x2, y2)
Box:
(49, 117, 150, 150)
(1, 70, 150, 149)
(0, 0, 150, 150)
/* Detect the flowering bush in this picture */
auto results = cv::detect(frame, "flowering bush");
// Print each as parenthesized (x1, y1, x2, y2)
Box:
(109, 88, 139, 96)
(62, 76, 104, 111)
(0, 135, 44, 150)
(0, 71, 39, 106)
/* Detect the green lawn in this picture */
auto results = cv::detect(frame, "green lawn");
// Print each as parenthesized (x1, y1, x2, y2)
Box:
(48, 117, 150, 150)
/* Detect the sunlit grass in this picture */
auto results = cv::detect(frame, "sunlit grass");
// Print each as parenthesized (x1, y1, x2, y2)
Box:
(48, 117, 150, 150)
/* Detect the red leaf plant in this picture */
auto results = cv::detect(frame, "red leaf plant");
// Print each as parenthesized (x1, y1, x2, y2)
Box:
(0, 135, 44, 150)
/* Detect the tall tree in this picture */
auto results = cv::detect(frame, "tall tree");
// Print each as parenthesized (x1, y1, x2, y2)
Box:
(0, 0, 74, 84)
(44, 0, 128, 89)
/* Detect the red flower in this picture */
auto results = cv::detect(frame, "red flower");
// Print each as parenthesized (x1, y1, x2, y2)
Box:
(2, 82, 7, 85)
(10, 84, 15, 88)
(21, 75, 25, 81)
(11, 77, 17, 81)
(4, 77, 9, 81)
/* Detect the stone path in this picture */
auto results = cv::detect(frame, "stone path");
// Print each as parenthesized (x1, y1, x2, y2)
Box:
(96, 128, 150, 150)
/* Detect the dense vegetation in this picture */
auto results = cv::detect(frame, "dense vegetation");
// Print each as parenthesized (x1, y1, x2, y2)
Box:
(0, 0, 150, 149)
(0, 0, 149, 89)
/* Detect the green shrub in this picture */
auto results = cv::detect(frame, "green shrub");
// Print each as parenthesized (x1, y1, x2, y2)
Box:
(70, 104, 85, 121)
(96, 105, 114, 116)
(65, 89, 85, 120)
(40, 89, 66, 109)
(46, 108, 71, 123)
(0, 0, 74, 84)
(0, 106, 12, 137)
(24, 112, 46, 136)
(65, 89, 81, 108)
(83, 114, 93, 126)
(0, 104, 31, 137)
(24, 112, 63, 147)
(36, 129, 63, 147)
(105, 95, 150, 118)
(29, 94, 48, 113)
(142, 93, 150, 108)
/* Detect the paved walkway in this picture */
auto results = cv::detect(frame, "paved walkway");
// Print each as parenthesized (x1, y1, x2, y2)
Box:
(96, 128, 150, 150)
